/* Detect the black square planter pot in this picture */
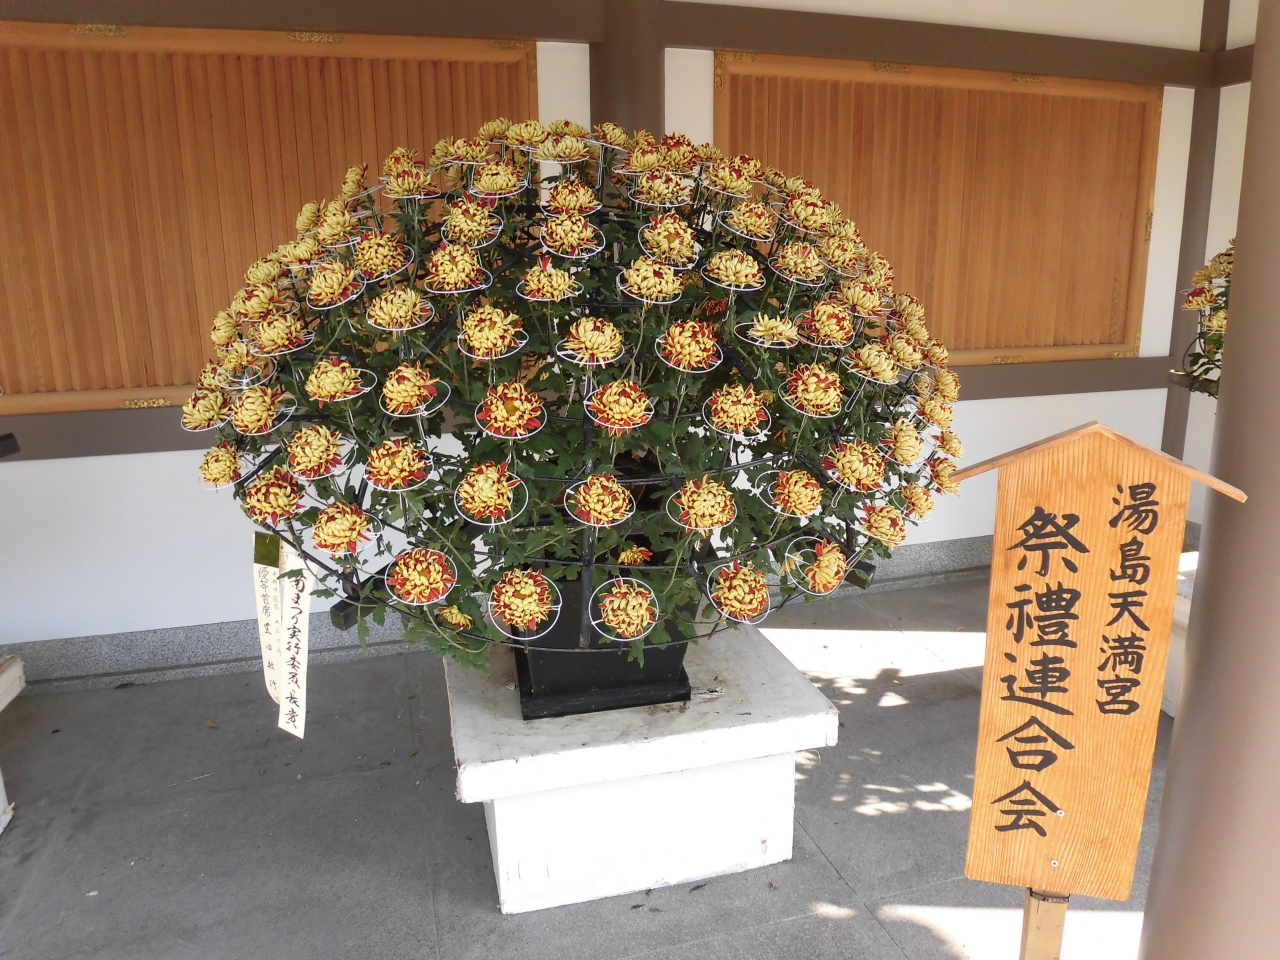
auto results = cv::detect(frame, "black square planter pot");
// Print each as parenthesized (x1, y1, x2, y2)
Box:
(511, 584, 694, 721)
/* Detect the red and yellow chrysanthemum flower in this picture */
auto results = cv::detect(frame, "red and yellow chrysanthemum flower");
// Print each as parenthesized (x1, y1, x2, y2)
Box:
(243, 466, 304, 525)
(822, 440, 886, 492)
(365, 439, 428, 490)
(568, 473, 633, 526)
(598, 580, 658, 639)
(491, 569, 555, 631)
(388, 548, 457, 604)
(477, 381, 545, 437)
(711, 561, 769, 621)
(587, 379, 651, 434)
(457, 461, 520, 520)
(675, 477, 736, 532)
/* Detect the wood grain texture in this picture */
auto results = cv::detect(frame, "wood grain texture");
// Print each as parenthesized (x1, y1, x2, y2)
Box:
(965, 428, 1188, 900)
(0, 24, 536, 405)
(715, 54, 1162, 365)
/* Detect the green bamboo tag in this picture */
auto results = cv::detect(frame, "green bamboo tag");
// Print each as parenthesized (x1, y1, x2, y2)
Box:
(254, 532, 281, 568)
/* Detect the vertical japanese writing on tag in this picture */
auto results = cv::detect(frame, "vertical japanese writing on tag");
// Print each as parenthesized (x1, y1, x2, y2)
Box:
(1099, 483, 1159, 716)
(253, 560, 282, 704)
(277, 545, 313, 739)
(992, 504, 1089, 836)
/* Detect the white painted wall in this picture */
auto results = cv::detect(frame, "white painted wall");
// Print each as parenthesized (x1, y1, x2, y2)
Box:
(1141, 86, 1195, 357)
(667, 0, 1205, 50)
(1176, 83, 1250, 523)
(1184, 392, 1218, 525)
(1229, 0, 1259, 48)
(536, 42, 592, 128)
(906, 389, 1169, 547)
(665, 48, 716, 142)
(1207, 83, 1250, 256)
(0, 450, 262, 645)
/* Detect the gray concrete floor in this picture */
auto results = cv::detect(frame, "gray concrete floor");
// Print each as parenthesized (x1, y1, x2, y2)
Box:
(0, 576, 1169, 960)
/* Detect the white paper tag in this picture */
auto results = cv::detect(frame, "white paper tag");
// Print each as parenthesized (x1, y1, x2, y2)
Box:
(253, 558, 283, 705)
(277, 543, 314, 739)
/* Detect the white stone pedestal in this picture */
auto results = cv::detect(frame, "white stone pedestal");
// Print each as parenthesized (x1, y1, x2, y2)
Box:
(444, 625, 838, 914)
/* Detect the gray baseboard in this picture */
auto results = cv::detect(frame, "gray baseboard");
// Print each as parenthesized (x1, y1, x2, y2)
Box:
(12, 615, 416, 695)
(12, 534, 997, 693)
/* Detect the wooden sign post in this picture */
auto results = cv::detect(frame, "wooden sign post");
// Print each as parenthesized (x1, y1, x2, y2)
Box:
(953, 422, 1245, 960)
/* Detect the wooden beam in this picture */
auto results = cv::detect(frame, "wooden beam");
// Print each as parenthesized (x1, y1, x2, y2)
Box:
(663, 1, 1216, 88)
(0, 384, 193, 416)
(0, 1, 603, 43)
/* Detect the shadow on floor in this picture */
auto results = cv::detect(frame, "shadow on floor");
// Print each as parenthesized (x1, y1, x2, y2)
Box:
(0, 577, 1168, 960)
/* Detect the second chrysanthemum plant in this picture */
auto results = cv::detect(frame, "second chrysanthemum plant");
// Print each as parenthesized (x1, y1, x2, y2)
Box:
(187, 119, 964, 668)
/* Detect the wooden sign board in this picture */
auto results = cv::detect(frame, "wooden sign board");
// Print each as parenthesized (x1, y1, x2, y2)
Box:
(958, 423, 1244, 901)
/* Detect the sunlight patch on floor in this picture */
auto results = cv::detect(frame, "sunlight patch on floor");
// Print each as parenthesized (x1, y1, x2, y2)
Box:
(877, 904, 1141, 960)
(761, 628, 987, 681)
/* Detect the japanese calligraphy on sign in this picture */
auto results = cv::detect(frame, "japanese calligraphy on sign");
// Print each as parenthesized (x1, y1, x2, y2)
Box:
(252, 533, 314, 739)
(957, 423, 1243, 901)
(277, 542, 314, 739)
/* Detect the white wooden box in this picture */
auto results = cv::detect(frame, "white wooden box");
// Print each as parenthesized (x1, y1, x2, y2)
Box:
(445, 626, 837, 913)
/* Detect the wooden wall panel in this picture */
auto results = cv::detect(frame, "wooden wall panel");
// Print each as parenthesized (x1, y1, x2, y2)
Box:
(0, 23, 537, 410)
(715, 54, 1162, 365)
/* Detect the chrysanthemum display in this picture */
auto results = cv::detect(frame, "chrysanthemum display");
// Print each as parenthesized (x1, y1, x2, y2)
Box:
(200, 443, 240, 487)
(597, 580, 658, 638)
(562, 317, 623, 363)
(243, 466, 303, 525)
(708, 383, 767, 435)
(541, 215, 598, 256)
(312, 502, 371, 557)
(641, 212, 696, 263)
(444, 198, 497, 245)
(388, 548, 457, 605)
(521, 259, 576, 300)
(861, 503, 908, 544)
(308, 260, 360, 305)
(783, 363, 843, 416)
(252, 311, 307, 354)
(621, 257, 681, 301)
(382, 364, 439, 415)
(183, 386, 230, 430)
(747, 314, 800, 347)
(772, 469, 823, 517)
(774, 242, 826, 282)
(477, 381, 544, 437)
(230, 385, 287, 434)
(365, 439, 427, 490)
(618, 544, 654, 565)
(354, 232, 408, 278)
(425, 243, 483, 291)
(569, 473, 634, 526)
(726, 200, 776, 239)
(1176, 241, 1233, 397)
(545, 180, 597, 214)
(804, 540, 847, 594)
(191, 116, 961, 670)
(491, 569, 555, 631)
(462, 305, 523, 358)
(705, 250, 764, 289)
(287, 424, 344, 479)
(660, 319, 720, 371)
(367, 287, 429, 331)
(675, 477, 737, 532)
(588, 379, 651, 433)
(457, 462, 520, 520)
(710, 561, 769, 622)
(823, 440, 886, 492)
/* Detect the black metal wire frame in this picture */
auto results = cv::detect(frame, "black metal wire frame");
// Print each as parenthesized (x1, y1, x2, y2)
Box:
(231, 179, 907, 654)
